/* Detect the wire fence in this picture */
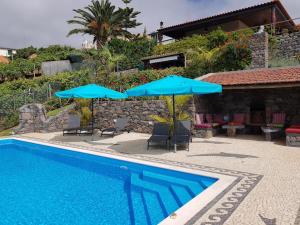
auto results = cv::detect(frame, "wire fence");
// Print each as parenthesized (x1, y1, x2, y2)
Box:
(0, 84, 54, 119)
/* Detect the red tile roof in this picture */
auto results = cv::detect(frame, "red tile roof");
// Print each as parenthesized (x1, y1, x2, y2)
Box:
(0, 56, 9, 64)
(202, 66, 300, 87)
(159, 0, 295, 32)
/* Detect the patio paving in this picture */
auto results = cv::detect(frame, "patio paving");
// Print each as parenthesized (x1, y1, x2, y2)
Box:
(15, 132, 300, 225)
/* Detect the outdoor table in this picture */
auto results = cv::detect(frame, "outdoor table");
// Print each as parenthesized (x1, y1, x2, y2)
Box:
(261, 126, 282, 141)
(222, 125, 245, 137)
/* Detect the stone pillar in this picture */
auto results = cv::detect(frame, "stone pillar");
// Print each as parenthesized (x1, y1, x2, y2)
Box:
(250, 32, 269, 69)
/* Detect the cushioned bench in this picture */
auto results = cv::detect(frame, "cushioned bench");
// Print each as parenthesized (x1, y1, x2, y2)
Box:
(286, 125, 300, 147)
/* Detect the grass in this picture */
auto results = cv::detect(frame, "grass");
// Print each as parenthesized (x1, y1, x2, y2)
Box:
(47, 105, 73, 117)
(0, 128, 12, 137)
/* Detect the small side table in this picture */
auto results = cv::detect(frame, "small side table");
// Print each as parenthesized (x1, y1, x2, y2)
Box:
(261, 126, 282, 141)
(222, 125, 245, 137)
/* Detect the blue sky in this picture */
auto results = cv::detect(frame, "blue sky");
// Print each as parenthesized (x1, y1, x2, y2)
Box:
(0, 0, 299, 48)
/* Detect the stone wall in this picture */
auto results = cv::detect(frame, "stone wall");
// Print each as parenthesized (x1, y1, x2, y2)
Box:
(94, 100, 195, 133)
(14, 104, 75, 134)
(195, 87, 300, 125)
(250, 32, 269, 69)
(274, 31, 300, 59)
(14, 100, 196, 134)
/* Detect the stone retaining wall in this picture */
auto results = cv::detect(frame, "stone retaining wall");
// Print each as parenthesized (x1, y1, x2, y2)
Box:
(14, 104, 75, 134)
(274, 31, 300, 59)
(94, 100, 195, 133)
(14, 100, 196, 134)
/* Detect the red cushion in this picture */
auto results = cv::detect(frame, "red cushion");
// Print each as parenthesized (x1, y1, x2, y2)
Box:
(290, 125, 300, 129)
(206, 114, 213, 123)
(272, 113, 285, 124)
(195, 124, 213, 129)
(286, 128, 300, 134)
(233, 113, 246, 124)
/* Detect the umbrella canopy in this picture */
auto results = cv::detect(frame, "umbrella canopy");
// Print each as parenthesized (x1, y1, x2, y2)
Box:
(125, 75, 222, 97)
(55, 84, 127, 99)
(125, 75, 222, 152)
(55, 84, 127, 137)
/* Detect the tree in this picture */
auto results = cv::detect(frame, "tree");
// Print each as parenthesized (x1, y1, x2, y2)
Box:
(84, 47, 125, 84)
(67, 0, 141, 49)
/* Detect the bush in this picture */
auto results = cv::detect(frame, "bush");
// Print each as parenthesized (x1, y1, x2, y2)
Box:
(154, 35, 209, 55)
(102, 67, 185, 91)
(152, 29, 253, 78)
(108, 38, 156, 70)
(0, 45, 83, 82)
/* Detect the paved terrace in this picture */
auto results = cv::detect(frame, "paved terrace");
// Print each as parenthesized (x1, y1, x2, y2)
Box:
(16, 132, 300, 225)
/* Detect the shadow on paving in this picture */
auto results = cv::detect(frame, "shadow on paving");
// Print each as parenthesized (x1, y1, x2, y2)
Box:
(188, 152, 259, 159)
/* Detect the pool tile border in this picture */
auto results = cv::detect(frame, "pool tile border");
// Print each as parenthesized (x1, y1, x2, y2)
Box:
(10, 135, 263, 225)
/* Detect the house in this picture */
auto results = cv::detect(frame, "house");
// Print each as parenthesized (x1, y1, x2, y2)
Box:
(141, 53, 186, 70)
(157, 0, 296, 42)
(0, 47, 17, 58)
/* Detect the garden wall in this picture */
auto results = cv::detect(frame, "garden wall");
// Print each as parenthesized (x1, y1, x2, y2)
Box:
(274, 31, 300, 59)
(94, 100, 195, 133)
(14, 100, 196, 134)
(14, 104, 75, 134)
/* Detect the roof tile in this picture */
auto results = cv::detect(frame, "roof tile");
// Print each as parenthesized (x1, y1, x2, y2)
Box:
(202, 66, 300, 86)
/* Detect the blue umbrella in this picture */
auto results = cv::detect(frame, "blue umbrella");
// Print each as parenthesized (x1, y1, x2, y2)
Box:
(55, 84, 127, 135)
(125, 75, 222, 152)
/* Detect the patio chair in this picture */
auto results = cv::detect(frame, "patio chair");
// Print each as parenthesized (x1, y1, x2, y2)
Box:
(231, 113, 246, 125)
(147, 123, 170, 150)
(101, 118, 130, 137)
(63, 115, 81, 136)
(268, 112, 286, 128)
(213, 114, 226, 126)
(170, 120, 192, 151)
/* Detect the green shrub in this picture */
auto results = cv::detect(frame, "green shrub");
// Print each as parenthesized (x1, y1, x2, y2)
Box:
(154, 35, 209, 55)
(108, 38, 156, 70)
(103, 67, 185, 91)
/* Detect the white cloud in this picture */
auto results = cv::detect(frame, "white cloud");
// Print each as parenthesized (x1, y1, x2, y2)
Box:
(0, 0, 299, 48)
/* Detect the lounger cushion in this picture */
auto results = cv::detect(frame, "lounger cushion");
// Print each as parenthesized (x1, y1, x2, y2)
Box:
(286, 128, 300, 134)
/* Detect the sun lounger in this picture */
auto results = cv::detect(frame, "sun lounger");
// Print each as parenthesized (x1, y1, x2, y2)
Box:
(170, 120, 192, 151)
(63, 115, 81, 136)
(101, 118, 130, 137)
(147, 123, 170, 150)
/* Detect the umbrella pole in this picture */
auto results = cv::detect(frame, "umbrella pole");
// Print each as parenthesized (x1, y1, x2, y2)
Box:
(172, 94, 177, 153)
(91, 98, 94, 140)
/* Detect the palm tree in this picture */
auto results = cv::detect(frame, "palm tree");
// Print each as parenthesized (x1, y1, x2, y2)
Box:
(67, 0, 141, 49)
(150, 95, 192, 129)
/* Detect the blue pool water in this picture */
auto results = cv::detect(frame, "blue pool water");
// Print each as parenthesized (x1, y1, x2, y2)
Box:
(0, 139, 217, 225)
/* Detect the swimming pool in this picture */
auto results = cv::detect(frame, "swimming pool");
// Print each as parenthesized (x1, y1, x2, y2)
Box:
(0, 138, 234, 225)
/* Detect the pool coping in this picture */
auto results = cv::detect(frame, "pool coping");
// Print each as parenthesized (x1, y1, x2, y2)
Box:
(1, 136, 263, 225)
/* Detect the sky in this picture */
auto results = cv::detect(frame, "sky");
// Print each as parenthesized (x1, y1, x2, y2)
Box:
(0, 0, 299, 49)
